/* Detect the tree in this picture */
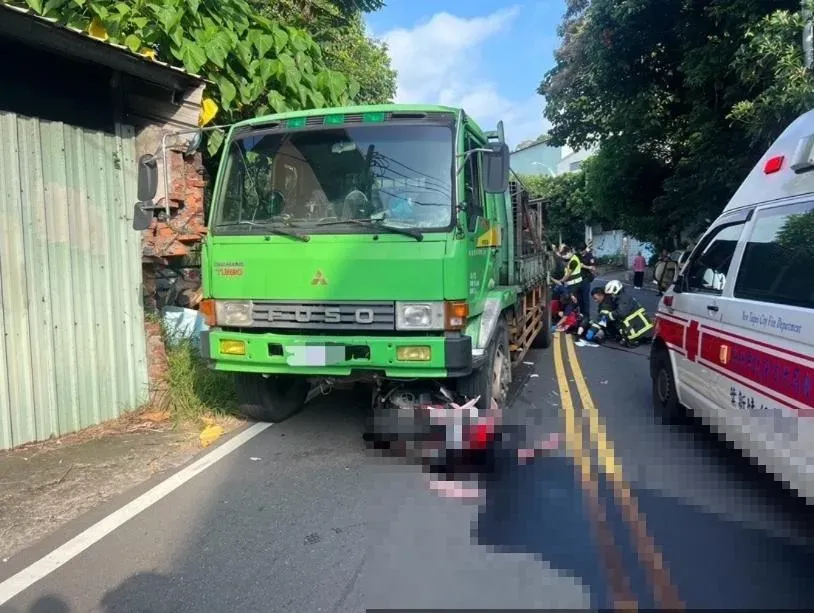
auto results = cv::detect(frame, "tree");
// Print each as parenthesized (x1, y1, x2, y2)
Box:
(10, 0, 360, 154)
(320, 13, 397, 104)
(518, 170, 604, 247)
(250, 0, 396, 104)
(540, 0, 814, 248)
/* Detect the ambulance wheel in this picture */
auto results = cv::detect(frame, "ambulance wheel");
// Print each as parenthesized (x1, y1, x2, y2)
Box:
(652, 349, 681, 421)
(458, 317, 511, 410)
(235, 374, 309, 423)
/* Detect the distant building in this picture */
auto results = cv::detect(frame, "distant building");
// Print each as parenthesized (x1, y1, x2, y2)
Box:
(557, 146, 596, 175)
(510, 139, 562, 176)
(511, 139, 596, 177)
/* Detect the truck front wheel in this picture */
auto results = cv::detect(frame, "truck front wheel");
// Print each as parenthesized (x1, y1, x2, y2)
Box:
(457, 317, 511, 410)
(235, 374, 310, 423)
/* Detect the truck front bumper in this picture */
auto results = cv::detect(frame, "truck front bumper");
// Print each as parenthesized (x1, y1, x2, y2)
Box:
(201, 330, 473, 378)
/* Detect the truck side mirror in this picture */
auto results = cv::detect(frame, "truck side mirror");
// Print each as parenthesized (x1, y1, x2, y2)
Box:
(483, 142, 510, 194)
(137, 154, 158, 202)
(132, 202, 153, 231)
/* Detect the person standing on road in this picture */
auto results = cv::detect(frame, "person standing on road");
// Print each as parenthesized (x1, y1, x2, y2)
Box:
(559, 246, 584, 310)
(632, 251, 646, 289)
(577, 242, 597, 318)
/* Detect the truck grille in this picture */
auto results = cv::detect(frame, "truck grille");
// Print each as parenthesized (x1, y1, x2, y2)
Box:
(251, 301, 396, 331)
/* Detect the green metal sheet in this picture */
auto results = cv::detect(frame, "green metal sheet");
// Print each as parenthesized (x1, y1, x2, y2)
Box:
(0, 112, 148, 450)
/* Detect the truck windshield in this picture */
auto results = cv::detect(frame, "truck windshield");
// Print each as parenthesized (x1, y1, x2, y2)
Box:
(213, 123, 454, 233)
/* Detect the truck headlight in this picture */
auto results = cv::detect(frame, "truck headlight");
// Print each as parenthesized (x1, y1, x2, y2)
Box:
(215, 300, 254, 326)
(396, 302, 445, 330)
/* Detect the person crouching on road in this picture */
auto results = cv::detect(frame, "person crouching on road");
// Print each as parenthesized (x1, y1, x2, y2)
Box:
(553, 291, 582, 334)
(586, 281, 654, 346)
(578, 286, 617, 343)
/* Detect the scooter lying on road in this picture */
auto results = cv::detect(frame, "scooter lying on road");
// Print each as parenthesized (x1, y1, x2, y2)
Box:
(363, 382, 561, 498)
(364, 383, 500, 482)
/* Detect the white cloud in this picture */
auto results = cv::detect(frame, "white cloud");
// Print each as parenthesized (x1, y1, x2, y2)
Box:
(380, 8, 550, 149)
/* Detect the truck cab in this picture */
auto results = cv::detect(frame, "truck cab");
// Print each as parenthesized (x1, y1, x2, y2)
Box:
(135, 104, 549, 422)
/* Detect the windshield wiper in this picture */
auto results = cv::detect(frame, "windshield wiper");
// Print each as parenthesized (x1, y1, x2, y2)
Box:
(216, 220, 310, 242)
(316, 218, 423, 241)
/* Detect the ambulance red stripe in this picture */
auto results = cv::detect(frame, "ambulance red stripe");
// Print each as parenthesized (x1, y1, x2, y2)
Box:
(699, 324, 813, 364)
(655, 314, 814, 413)
(699, 332, 814, 411)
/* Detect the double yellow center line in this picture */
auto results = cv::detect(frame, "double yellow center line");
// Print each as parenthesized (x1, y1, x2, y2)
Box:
(552, 333, 684, 611)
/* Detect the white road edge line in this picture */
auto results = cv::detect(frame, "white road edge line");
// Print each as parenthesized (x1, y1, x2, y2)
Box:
(0, 421, 272, 605)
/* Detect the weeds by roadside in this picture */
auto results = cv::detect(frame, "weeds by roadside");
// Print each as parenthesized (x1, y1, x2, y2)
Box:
(163, 339, 239, 423)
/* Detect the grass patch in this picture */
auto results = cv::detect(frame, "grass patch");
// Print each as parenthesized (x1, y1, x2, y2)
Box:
(164, 339, 239, 423)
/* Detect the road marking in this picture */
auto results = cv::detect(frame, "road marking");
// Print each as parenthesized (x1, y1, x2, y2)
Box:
(553, 333, 638, 611)
(0, 422, 272, 606)
(564, 334, 684, 610)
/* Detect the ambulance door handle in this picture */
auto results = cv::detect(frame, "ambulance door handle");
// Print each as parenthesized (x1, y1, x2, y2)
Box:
(706, 304, 719, 312)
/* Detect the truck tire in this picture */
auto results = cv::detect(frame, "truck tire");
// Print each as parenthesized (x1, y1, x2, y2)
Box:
(651, 348, 682, 422)
(457, 317, 511, 410)
(235, 374, 310, 423)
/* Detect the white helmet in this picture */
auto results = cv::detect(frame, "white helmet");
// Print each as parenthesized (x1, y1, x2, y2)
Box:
(605, 280, 624, 295)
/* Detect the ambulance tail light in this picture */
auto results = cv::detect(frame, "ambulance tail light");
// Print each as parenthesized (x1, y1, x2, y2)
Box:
(764, 155, 784, 174)
(662, 295, 674, 308)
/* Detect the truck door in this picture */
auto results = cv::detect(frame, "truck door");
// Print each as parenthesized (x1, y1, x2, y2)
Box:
(463, 132, 495, 312)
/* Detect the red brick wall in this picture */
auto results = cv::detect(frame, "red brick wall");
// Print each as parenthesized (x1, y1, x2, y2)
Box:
(141, 147, 208, 262)
(139, 146, 208, 402)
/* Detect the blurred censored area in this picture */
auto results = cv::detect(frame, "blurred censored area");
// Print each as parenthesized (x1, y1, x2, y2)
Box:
(362, 383, 505, 485)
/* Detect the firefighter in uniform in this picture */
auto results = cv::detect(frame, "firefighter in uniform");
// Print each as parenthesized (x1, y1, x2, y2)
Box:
(583, 280, 654, 346)
(582, 285, 617, 344)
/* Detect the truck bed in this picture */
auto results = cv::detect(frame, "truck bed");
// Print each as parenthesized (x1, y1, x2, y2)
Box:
(509, 180, 550, 291)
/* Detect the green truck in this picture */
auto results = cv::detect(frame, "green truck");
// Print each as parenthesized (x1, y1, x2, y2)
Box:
(135, 104, 552, 421)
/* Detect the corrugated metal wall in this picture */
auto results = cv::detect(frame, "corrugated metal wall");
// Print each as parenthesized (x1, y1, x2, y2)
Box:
(0, 112, 148, 450)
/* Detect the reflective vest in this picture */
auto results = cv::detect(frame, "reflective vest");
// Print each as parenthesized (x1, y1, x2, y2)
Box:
(565, 254, 583, 286)
(621, 306, 654, 341)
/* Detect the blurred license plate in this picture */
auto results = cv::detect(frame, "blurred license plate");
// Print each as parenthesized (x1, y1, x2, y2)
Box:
(286, 345, 344, 366)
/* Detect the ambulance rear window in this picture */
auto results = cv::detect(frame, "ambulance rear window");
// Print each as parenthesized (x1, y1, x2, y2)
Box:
(734, 201, 814, 310)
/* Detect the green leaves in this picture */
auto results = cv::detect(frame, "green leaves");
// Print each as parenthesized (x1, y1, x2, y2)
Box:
(124, 33, 141, 52)
(8, 0, 362, 157)
(267, 90, 287, 112)
(541, 0, 813, 248)
(177, 41, 207, 74)
(206, 128, 225, 158)
(214, 75, 237, 109)
(317, 71, 347, 103)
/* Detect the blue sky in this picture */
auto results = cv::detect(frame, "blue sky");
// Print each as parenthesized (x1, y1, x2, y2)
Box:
(366, 1, 567, 149)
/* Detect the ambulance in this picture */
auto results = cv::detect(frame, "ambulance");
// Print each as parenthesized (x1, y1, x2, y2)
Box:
(650, 109, 814, 504)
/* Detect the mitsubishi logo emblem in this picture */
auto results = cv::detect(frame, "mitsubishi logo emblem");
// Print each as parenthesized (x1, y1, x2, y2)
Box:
(311, 270, 328, 286)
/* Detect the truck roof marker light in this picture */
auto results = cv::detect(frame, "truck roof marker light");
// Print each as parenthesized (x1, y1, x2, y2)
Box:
(324, 114, 345, 125)
(764, 155, 784, 174)
(287, 117, 307, 128)
(362, 112, 386, 123)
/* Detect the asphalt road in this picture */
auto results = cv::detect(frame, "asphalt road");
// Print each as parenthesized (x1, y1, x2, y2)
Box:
(2, 277, 813, 612)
